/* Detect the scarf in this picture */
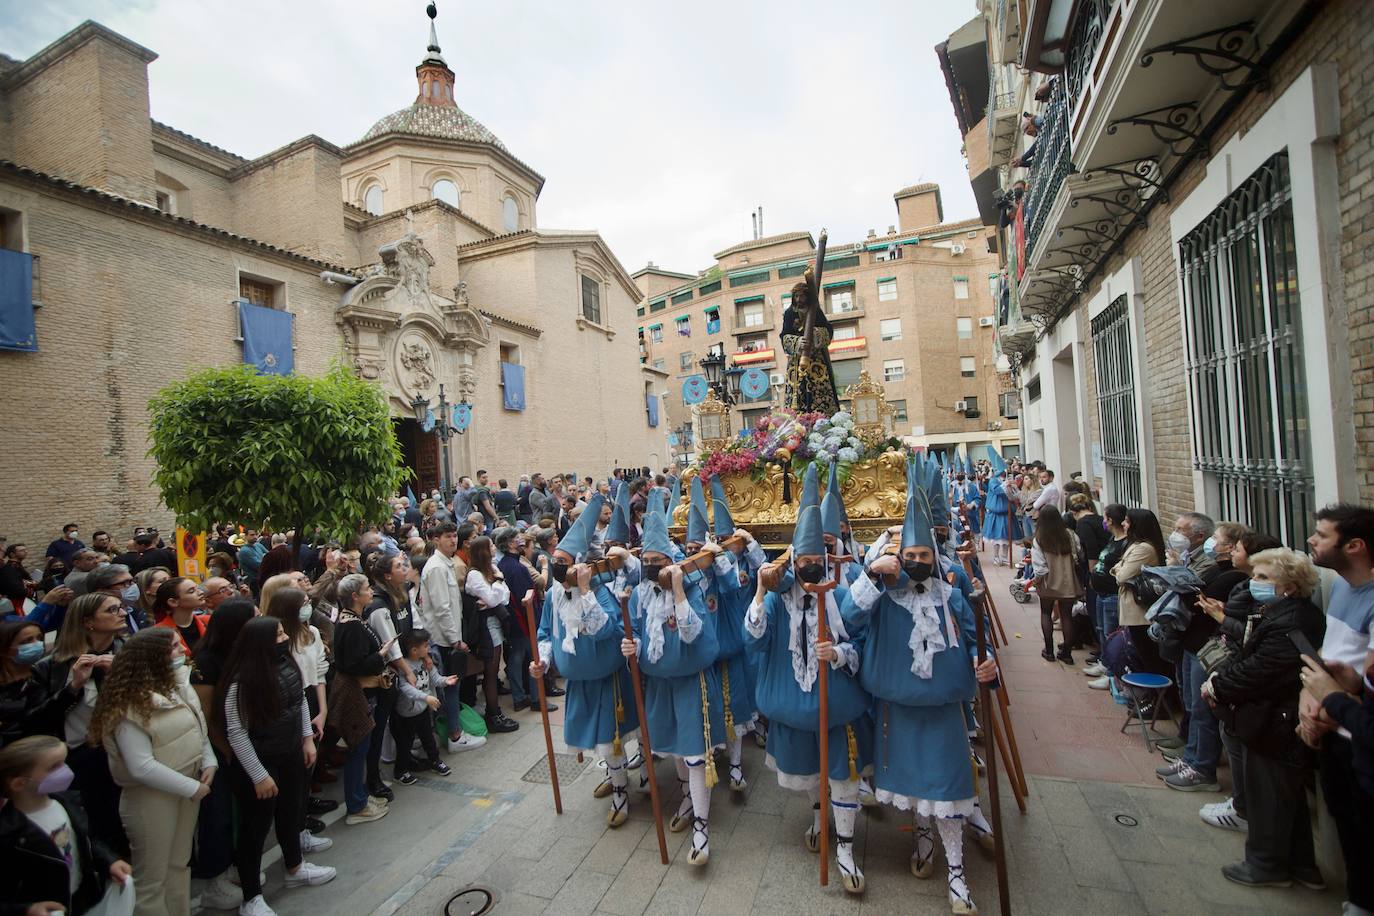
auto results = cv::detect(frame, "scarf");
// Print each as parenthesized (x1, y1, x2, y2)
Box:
(887, 578, 957, 679)
(784, 572, 849, 692)
(637, 581, 677, 664)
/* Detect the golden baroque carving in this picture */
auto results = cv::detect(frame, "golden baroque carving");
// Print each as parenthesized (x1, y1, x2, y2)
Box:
(671, 451, 909, 549)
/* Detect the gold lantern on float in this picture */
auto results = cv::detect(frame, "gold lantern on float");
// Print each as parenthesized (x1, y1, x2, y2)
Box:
(844, 371, 892, 449)
(693, 389, 731, 451)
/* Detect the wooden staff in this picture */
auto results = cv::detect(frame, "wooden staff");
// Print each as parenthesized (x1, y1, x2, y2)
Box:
(618, 591, 670, 864)
(671, 536, 746, 576)
(976, 578, 1012, 915)
(524, 590, 562, 815)
(803, 574, 841, 888)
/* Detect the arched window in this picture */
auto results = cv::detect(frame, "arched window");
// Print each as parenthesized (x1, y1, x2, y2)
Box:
(432, 179, 459, 207)
(503, 194, 519, 232)
(363, 184, 384, 216)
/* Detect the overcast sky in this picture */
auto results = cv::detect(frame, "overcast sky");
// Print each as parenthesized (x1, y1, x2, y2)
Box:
(2, 0, 981, 274)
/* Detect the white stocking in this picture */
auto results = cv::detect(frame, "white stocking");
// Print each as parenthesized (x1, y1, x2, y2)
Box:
(685, 756, 711, 821)
(607, 753, 629, 819)
(673, 756, 692, 819)
(807, 786, 821, 833)
(728, 735, 743, 766)
(830, 779, 861, 880)
(937, 817, 973, 906)
(914, 813, 935, 863)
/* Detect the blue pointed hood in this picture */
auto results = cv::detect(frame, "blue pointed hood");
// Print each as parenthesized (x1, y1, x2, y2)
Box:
(709, 475, 734, 539)
(989, 448, 1007, 476)
(687, 474, 709, 544)
(605, 477, 632, 544)
(792, 463, 825, 557)
(923, 455, 951, 528)
(557, 492, 605, 560)
(901, 456, 936, 551)
(820, 461, 845, 539)
(640, 498, 672, 557)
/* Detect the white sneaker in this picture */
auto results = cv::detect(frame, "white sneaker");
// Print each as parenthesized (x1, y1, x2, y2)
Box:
(284, 861, 337, 887)
(201, 873, 243, 910)
(1087, 675, 1111, 690)
(447, 733, 487, 753)
(1200, 797, 1247, 832)
(239, 895, 276, 916)
(1082, 662, 1107, 676)
(299, 830, 333, 853)
(345, 802, 389, 825)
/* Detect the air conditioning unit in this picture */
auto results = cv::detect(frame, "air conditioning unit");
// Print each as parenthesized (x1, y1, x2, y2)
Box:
(979, 316, 995, 327)
(954, 400, 968, 412)
(951, 243, 966, 256)
(769, 371, 783, 385)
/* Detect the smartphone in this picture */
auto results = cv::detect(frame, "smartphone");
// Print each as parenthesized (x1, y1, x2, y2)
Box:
(1288, 630, 1328, 673)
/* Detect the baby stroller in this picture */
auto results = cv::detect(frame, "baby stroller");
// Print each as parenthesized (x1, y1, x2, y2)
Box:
(1008, 544, 1036, 604)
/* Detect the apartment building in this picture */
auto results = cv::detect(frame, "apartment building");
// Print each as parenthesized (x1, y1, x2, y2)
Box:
(635, 184, 1019, 465)
(941, 0, 1371, 546)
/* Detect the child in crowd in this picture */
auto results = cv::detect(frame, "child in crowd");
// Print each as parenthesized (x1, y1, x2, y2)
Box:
(392, 629, 455, 785)
(0, 734, 132, 916)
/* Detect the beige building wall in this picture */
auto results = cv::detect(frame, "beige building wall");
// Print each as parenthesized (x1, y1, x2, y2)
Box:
(231, 140, 351, 266)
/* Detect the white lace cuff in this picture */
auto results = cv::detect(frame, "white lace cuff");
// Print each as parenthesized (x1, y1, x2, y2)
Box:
(831, 641, 859, 674)
(676, 599, 703, 643)
(848, 569, 882, 609)
(537, 640, 553, 667)
(745, 598, 767, 638)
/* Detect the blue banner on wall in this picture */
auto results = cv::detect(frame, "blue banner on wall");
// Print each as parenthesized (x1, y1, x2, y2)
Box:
(238, 301, 294, 375)
(501, 362, 525, 410)
(452, 402, 472, 432)
(682, 375, 708, 405)
(739, 367, 769, 400)
(647, 392, 660, 427)
(0, 249, 37, 352)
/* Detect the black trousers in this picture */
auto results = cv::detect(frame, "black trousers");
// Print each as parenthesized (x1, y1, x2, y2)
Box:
(391, 709, 441, 776)
(230, 751, 306, 900)
(1242, 748, 1315, 876)
(1320, 737, 1374, 907)
(68, 742, 129, 858)
(366, 684, 395, 785)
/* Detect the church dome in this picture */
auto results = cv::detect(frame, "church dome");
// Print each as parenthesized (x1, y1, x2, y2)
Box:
(360, 103, 508, 150)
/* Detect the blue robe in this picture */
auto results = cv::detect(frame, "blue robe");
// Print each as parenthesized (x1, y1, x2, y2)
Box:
(630, 577, 726, 757)
(537, 583, 640, 755)
(746, 579, 874, 787)
(841, 572, 979, 809)
(982, 476, 1025, 542)
(713, 545, 766, 734)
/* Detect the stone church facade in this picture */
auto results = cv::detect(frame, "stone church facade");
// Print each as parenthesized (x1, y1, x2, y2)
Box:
(0, 16, 663, 546)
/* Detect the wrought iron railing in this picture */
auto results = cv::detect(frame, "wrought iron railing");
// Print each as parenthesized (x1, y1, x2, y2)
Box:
(1064, 0, 1111, 115)
(1021, 78, 1073, 262)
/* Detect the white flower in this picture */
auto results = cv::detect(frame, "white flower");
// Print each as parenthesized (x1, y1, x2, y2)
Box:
(814, 418, 831, 433)
(847, 436, 862, 449)
(838, 447, 859, 463)
(816, 451, 833, 464)
(832, 411, 852, 425)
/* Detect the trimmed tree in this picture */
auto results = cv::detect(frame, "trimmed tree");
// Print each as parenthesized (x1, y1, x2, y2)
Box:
(148, 364, 408, 567)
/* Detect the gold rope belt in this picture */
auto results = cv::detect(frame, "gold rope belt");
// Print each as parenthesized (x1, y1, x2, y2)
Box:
(699, 671, 718, 788)
(720, 660, 735, 739)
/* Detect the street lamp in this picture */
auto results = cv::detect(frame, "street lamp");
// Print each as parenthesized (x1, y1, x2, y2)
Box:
(409, 382, 465, 500)
(699, 351, 733, 407)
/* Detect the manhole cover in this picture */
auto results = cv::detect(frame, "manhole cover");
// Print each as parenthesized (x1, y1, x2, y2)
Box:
(522, 752, 589, 786)
(445, 885, 495, 916)
(1114, 814, 1139, 827)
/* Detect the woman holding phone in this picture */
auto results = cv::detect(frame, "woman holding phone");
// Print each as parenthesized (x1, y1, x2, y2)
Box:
(329, 574, 398, 826)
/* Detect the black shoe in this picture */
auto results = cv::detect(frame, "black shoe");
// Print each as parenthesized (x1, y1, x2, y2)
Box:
(1041, 649, 1056, 662)
(305, 816, 326, 834)
(367, 781, 395, 802)
(1056, 647, 1074, 664)
(1221, 861, 1291, 887)
(498, 681, 512, 695)
(430, 760, 452, 777)
(545, 685, 566, 697)
(542, 702, 558, 712)
(513, 698, 531, 712)
(486, 712, 520, 733)
(396, 771, 418, 786)
(307, 796, 339, 815)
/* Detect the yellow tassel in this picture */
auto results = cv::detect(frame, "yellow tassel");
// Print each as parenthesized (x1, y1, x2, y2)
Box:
(611, 676, 624, 758)
(700, 671, 718, 788)
(846, 725, 860, 781)
(720, 661, 736, 740)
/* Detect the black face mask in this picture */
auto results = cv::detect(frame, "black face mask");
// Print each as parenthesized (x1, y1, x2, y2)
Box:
(935, 531, 948, 546)
(274, 641, 291, 660)
(641, 564, 667, 587)
(796, 563, 825, 584)
(902, 560, 934, 583)
(551, 561, 571, 585)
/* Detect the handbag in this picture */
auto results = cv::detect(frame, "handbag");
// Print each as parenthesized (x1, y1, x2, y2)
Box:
(1196, 633, 1235, 675)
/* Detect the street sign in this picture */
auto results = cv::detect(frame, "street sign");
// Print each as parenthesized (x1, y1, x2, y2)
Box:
(682, 375, 708, 405)
(452, 402, 472, 432)
(739, 367, 769, 400)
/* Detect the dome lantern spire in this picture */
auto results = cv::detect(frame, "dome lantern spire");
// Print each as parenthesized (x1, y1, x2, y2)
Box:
(416, 2, 455, 107)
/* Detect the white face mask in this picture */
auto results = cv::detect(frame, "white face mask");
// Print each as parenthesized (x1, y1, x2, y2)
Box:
(1168, 531, 1191, 556)
(298, 603, 313, 622)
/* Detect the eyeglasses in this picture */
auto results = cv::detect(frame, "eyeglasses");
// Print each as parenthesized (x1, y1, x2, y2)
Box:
(110, 579, 134, 588)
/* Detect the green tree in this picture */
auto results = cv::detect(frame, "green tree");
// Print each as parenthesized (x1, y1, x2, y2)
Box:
(148, 364, 408, 565)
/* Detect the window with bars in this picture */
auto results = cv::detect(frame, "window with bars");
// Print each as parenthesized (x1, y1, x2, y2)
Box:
(1091, 294, 1143, 507)
(1178, 150, 1312, 546)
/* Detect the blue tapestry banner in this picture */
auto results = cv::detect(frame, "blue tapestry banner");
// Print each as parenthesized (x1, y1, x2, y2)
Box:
(646, 392, 660, 427)
(501, 362, 526, 410)
(0, 248, 37, 352)
(238, 301, 294, 375)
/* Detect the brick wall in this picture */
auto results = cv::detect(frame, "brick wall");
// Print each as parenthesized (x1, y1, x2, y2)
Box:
(0, 178, 346, 550)
(230, 141, 350, 267)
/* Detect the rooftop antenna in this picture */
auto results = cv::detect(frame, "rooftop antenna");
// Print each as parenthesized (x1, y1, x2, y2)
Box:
(758, 205, 763, 238)
(751, 210, 758, 240)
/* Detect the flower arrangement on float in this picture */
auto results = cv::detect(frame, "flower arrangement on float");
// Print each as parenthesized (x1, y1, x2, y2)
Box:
(695, 407, 905, 482)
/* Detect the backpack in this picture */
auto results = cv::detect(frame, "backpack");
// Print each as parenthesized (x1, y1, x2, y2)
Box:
(1099, 626, 1142, 678)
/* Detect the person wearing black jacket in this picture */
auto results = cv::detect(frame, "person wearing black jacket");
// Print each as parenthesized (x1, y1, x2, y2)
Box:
(1068, 495, 1108, 651)
(1, 620, 50, 746)
(330, 574, 395, 825)
(1082, 504, 1128, 678)
(1204, 547, 1326, 889)
(0, 735, 130, 916)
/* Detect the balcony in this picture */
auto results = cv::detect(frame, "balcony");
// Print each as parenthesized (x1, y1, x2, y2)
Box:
(828, 336, 868, 361)
(826, 304, 866, 321)
(731, 315, 775, 335)
(732, 347, 776, 369)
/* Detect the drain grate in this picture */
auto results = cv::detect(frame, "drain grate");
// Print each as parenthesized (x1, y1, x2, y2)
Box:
(521, 752, 589, 786)
(445, 885, 496, 916)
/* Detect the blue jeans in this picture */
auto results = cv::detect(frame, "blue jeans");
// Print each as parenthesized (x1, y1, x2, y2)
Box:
(435, 644, 466, 741)
(1180, 651, 1221, 778)
(1096, 594, 1120, 642)
(344, 699, 375, 814)
(504, 632, 531, 706)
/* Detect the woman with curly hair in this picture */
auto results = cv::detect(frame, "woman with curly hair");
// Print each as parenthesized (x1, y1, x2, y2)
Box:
(89, 627, 215, 916)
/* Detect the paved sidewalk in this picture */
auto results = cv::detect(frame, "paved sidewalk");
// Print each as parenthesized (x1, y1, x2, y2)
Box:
(221, 546, 1347, 915)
